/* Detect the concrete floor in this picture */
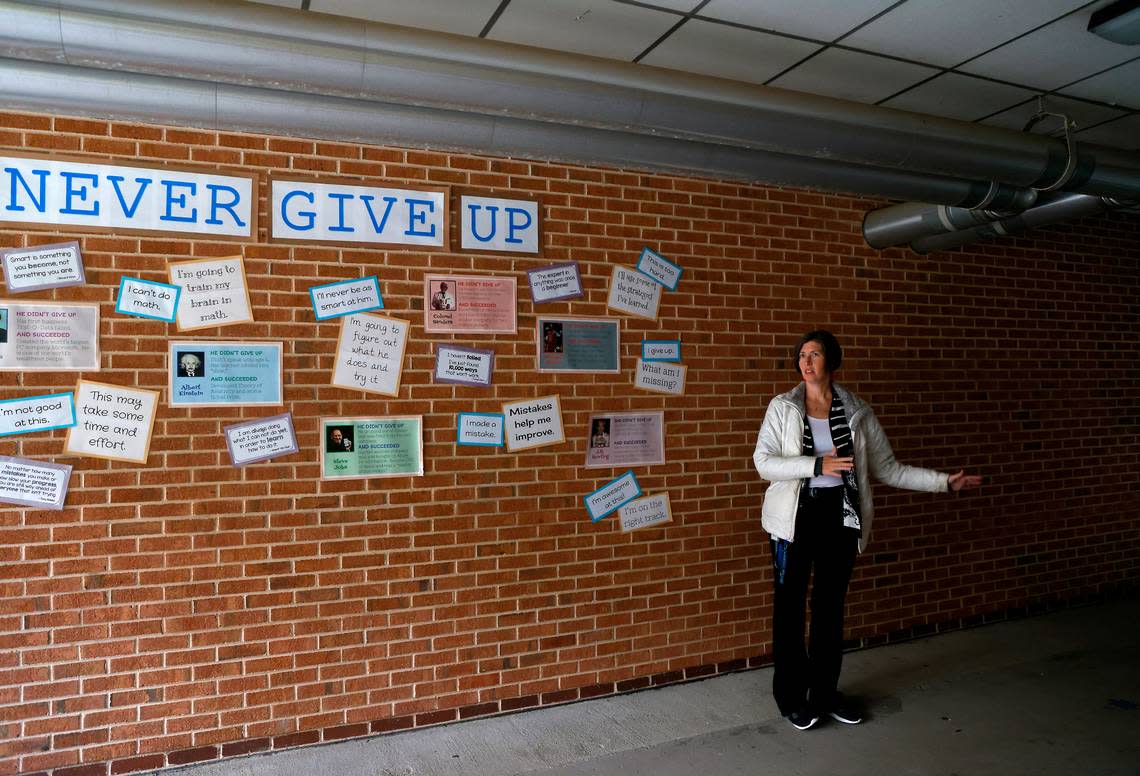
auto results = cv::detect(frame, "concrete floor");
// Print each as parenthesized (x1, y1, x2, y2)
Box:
(163, 597, 1140, 776)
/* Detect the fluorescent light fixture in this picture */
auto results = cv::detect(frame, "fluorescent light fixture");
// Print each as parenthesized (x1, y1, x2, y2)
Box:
(1088, 0, 1140, 44)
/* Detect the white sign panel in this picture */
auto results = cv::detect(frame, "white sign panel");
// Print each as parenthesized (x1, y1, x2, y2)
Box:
(271, 179, 446, 246)
(607, 265, 661, 320)
(584, 470, 642, 522)
(66, 381, 159, 464)
(224, 413, 299, 467)
(0, 301, 100, 371)
(0, 456, 72, 510)
(619, 492, 673, 532)
(634, 359, 687, 395)
(0, 155, 254, 237)
(332, 313, 410, 397)
(527, 262, 583, 304)
(0, 393, 75, 437)
(635, 247, 683, 291)
(503, 395, 565, 451)
(1, 241, 85, 292)
(169, 256, 253, 331)
(460, 195, 540, 253)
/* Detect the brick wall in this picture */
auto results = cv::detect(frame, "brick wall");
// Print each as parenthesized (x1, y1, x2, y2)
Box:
(1, 110, 1137, 776)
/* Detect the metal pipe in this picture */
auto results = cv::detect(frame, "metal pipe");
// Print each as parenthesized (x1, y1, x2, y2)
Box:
(1, 0, 1139, 201)
(862, 188, 1041, 249)
(909, 193, 1134, 253)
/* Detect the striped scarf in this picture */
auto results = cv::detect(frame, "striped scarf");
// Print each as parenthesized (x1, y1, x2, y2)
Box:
(802, 390, 861, 532)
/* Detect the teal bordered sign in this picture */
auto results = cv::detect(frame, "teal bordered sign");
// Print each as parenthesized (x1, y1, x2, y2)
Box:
(584, 470, 642, 522)
(309, 276, 384, 321)
(641, 339, 682, 362)
(457, 412, 504, 447)
(0, 392, 76, 437)
(635, 247, 682, 291)
(115, 277, 181, 323)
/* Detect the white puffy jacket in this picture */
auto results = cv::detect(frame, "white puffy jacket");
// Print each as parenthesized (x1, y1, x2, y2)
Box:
(752, 382, 948, 553)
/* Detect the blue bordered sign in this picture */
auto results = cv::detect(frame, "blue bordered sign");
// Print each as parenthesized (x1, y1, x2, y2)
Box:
(0, 392, 76, 437)
(115, 276, 180, 322)
(309, 276, 384, 321)
(641, 339, 681, 362)
(635, 247, 682, 291)
(457, 412, 505, 447)
(584, 470, 642, 522)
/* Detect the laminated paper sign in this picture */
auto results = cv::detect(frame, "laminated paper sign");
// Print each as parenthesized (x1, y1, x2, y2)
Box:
(0, 456, 72, 510)
(224, 413, 299, 467)
(503, 395, 564, 452)
(641, 339, 682, 362)
(618, 492, 673, 532)
(321, 416, 423, 479)
(0, 393, 75, 437)
(457, 412, 504, 447)
(168, 256, 253, 331)
(310, 276, 384, 320)
(635, 247, 683, 291)
(527, 262, 583, 304)
(332, 313, 409, 397)
(1, 241, 85, 293)
(169, 342, 282, 407)
(271, 179, 447, 247)
(66, 380, 159, 464)
(424, 274, 517, 334)
(536, 316, 620, 373)
(634, 359, 687, 395)
(584, 470, 641, 522)
(434, 345, 494, 387)
(585, 411, 665, 469)
(607, 265, 661, 320)
(459, 194, 540, 254)
(0, 301, 100, 371)
(116, 277, 180, 322)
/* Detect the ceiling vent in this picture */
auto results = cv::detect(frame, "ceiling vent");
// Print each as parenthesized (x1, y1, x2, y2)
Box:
(1088, 0, 1140, 44)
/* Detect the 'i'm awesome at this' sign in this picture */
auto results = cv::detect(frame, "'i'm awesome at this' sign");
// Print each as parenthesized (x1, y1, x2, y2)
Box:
(1, 156, 255, 238)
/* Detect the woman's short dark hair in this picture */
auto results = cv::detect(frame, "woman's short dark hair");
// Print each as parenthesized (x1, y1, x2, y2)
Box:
(793, 330, 843, 375)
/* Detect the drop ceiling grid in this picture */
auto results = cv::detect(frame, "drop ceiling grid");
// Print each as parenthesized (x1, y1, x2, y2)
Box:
(248, 0, 1138, 149)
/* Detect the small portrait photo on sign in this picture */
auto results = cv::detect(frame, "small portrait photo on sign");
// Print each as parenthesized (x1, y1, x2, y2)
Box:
(430, 279, 456, 311)
(176, 350, 206, 378)
(590, 419, 611, 450)
(542, 321, 564, 353)
(326, 425, 355, 453)
(0, 308, 7, 344)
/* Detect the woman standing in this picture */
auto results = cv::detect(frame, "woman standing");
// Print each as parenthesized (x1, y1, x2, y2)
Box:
(753, 330, 981, 730)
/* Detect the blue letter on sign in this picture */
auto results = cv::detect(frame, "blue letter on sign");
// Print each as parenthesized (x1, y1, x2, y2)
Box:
(281, 190, 315, 232)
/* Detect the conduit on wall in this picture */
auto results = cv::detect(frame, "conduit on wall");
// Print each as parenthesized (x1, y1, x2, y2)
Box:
(0, 0, 1138, 243)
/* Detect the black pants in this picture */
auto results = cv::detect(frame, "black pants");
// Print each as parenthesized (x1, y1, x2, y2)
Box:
(771, 486, 858, 716)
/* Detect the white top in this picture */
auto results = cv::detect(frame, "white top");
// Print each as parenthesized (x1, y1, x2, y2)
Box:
(807, 415, 843, 488)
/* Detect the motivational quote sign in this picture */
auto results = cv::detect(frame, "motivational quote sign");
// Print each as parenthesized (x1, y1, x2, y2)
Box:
(169, 256, 253, 331)
(424, 274, 517, 334)
(0, 393, 75, 437)
(527, 262, 583, 304)
(503, 395, 565, 452)
(320, 416, 423, 479)
(459, 194, 540, 254)
(607, 265, 661, 320)
(1, 241, 85, 293)
(66, 381, 159, 464)
(584, 411, 665, 469)
(0, 456, 72, 510)
(636, 247, 683, 291)
(634, 359, 687, 395)
(618, 492, 673, 532)
(584, 470, 642, 522)
(116, 277, 180, 322)
(457, 412, 504, 447)
(271, 179, 446, 247)
(332, 313, 409, 397)
(0, 302, 100, 371)
(642, 339, 682, 362)
(310, 276, 384, 320)
(224, 413, 299, 467)
(434, 345, 494, 387)
(169, 342, 282, 407)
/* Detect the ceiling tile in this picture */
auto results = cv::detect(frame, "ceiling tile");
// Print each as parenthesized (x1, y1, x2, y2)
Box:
(486, 0, 681, 60)
(640, 19, 820, 85)
(639, 0, 705, 11)
(960, 0, 1138, 90)
(769, 48, 939, 104)
(1072, 113, 1140, 150)
(882, 72, 1039, 121)
(845, 0, 1086, 68)
(1059, 59, 1140, 110)
(309, 0, 503, 36)
(699, 0, 899, 42)
(980, 94, 1125, 132)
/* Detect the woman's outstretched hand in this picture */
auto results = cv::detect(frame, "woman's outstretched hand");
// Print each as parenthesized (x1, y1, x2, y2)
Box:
(948, 470, 983, 492)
